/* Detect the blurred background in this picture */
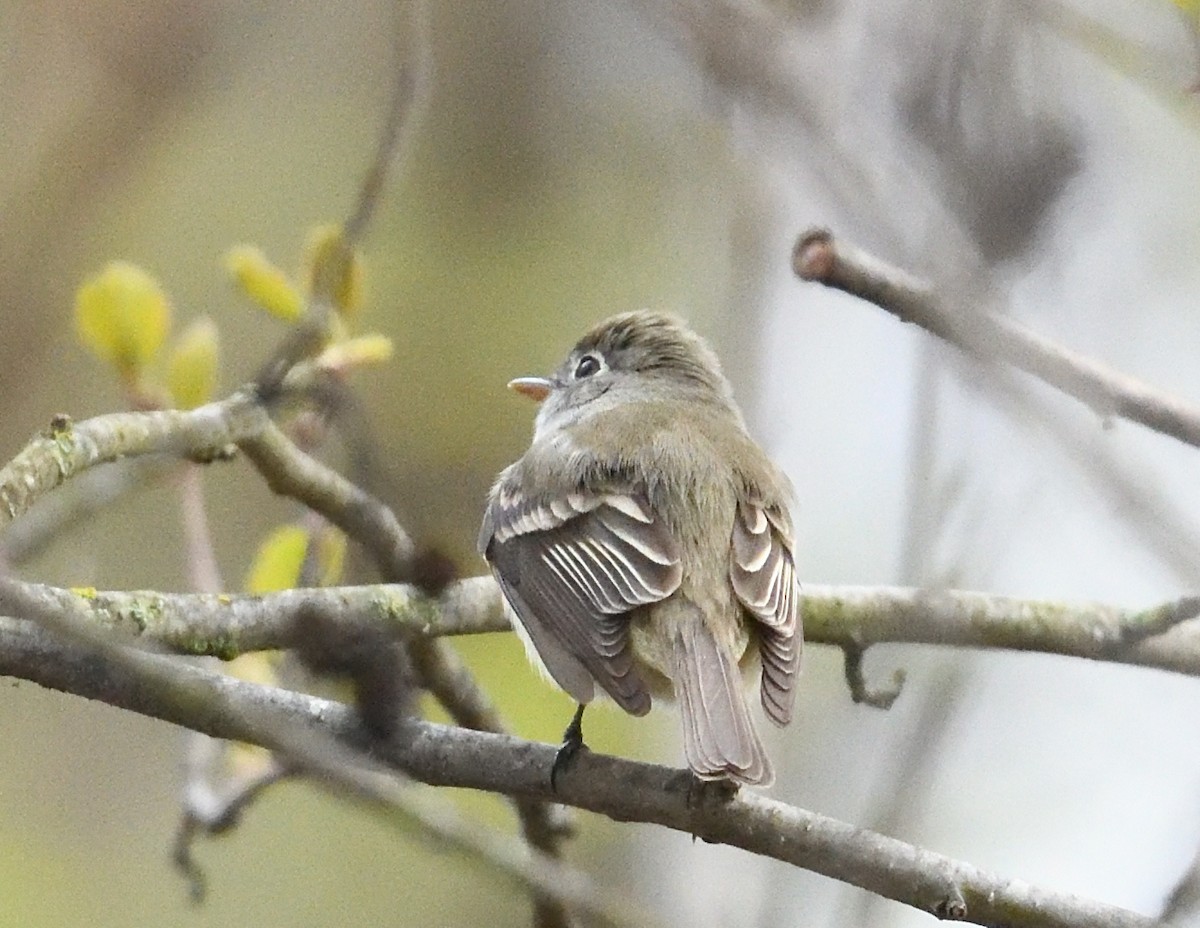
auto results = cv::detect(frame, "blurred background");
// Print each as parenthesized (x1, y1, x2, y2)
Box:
(4, 0, 1200, 925)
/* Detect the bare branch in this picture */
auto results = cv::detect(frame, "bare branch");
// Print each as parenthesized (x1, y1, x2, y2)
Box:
(0, 395, 264, 530)
(236, 395, 575, 926)
(805, 585, 1200, 670)
(793, 228, 1200, 452)
(13, 577, 1200, 678)
(238, 420, 417, 579)
(0, 614, 1160, 928)
(0, 595, 641, 928)
(0, 392, 573, 924)
(343, 0, 433, 245)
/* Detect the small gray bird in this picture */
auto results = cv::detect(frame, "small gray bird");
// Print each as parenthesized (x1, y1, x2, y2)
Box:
(478, 311, 801, 786)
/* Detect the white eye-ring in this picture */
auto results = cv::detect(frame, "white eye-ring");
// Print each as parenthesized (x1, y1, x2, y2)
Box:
(574, 354, 602, 379)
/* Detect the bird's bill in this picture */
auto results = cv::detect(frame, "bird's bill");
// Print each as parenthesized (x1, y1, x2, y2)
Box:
(507, 376, 554, 401)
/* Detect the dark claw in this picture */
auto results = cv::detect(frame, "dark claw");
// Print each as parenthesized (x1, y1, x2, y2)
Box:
(551, 704, 587, 791)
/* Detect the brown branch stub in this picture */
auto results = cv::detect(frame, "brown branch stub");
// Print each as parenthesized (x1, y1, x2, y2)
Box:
(792, 227, 836, 281)
(792, 226, 1200, 452)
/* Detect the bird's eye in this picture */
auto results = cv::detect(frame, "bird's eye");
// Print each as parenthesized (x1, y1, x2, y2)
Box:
(574, 354, 601, 379)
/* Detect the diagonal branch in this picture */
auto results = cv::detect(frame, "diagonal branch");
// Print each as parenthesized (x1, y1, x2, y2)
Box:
(0, 393, 264, 530)
(236, 404, 575, 925)
(0, 613, 1159, 928)
(793, 228, 1200, 451)
(342, 0, 433, 245)
(239, 421, 417, 578)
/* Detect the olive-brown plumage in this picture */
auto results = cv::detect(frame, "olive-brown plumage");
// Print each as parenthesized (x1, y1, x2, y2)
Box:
(479, 311, 801, 785)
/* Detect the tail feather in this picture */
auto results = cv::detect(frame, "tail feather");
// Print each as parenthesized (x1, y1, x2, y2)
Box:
(673, 617, 773, 786)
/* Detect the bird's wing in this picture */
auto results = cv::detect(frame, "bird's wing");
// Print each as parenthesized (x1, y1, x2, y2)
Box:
(481, 485, 682, 715)
(730, 498, 802, 726)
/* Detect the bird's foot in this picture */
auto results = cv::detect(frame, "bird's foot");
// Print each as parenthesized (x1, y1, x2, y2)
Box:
(685, 772, 740, 810)
(550, 703, 587, 791)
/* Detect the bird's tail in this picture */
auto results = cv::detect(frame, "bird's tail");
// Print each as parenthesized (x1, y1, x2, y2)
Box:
(672, 613, 773, 786)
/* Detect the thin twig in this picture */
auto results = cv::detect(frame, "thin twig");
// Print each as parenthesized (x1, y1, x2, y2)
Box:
(793, 226, 1200, 587)
(793, 228, 1200, 452)
(840, 643, 906, 709)
(175, 453, 266, 905)
(257, 2, 431, 392)
(343, 0, 433, 245)
(177, 464, 224, 594)
(174, 749, 290, 901)
(0, 614, 1159, 928)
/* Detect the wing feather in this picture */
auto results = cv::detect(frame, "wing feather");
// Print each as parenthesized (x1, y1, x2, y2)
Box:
(730, 499, 803, 727)
(482, 484, 681, 715)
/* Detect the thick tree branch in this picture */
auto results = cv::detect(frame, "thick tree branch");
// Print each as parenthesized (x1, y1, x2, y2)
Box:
(13, 577, 1200, 678)
(0, 615, 1159, 928)
(0, 598, 637, 928)
(0, 378, 573, 925)
(793, 228, 1200, 451)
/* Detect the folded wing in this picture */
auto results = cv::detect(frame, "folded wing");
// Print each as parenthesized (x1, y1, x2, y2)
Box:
(730, 499, 802, 726)
(481, 487, 683, 715)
